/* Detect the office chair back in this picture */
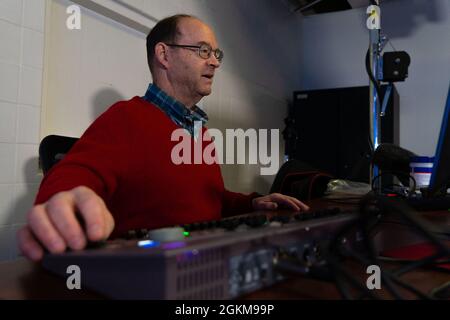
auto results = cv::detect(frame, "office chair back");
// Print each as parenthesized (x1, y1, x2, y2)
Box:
(270, 159, 333, 200)
(39, 135, 79, 175)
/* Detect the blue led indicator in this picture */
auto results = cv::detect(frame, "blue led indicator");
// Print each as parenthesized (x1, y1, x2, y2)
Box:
(137, 240, 160, 248)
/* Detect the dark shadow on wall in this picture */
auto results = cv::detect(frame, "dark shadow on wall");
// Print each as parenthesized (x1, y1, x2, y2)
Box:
(297, 0, 447, 91)
(90, 88, 125, 120)
(381, 0, 446, 39)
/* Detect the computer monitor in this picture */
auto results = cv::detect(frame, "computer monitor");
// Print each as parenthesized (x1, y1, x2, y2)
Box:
(428, 84, 450, 197)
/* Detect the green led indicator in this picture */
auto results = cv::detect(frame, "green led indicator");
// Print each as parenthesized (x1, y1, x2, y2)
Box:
(183, 231, 190, 237)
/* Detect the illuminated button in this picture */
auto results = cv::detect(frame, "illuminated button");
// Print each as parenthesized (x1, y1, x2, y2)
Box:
(137, 240, 160, 248)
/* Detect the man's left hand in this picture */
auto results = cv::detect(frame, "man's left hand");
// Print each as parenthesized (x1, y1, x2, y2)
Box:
(252, 193, 309, 212)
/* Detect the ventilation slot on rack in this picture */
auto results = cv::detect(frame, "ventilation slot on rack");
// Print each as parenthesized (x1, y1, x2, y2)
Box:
(175, 248, 227, 299)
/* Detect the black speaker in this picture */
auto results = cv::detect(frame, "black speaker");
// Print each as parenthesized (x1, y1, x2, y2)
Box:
(382, 51, 411, 82)
(289, 85, 399, 183)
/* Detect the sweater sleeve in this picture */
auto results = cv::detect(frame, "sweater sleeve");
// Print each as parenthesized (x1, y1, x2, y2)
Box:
(35, 102, 131, 205)
(221, 189, 262, 218)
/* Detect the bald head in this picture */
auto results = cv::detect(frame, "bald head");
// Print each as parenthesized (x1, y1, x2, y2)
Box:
(146, 14, 200, 74)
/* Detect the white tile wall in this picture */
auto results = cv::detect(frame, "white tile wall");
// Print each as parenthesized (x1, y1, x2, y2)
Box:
(0, 19, 21, 64)
(11, 183, 40, 225)
(9, 224, 25, 260)
(15, 144, 41, 184)
(22, 0, 45, 32)
(0, 226, 12, 261)
(0, 101, 17, 143)
(0, 0, 23, 25)
(17, 105, 40, 144)
(19, 66, 43, 106)
(0, 184, 15, 226)
(22, 28, 44, 68)
(0, 62, 20, 103)
(0, 143, 16, 184)
(0, 0, 45, 261)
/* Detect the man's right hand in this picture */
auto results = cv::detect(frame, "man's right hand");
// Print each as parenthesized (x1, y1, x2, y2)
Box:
(17, 186, 115, 262)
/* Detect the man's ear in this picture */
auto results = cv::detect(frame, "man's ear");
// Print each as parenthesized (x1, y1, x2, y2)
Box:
(154, 42, 170, 69)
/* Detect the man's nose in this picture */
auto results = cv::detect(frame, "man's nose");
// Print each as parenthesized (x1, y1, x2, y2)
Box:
(208, 55, 221, 68)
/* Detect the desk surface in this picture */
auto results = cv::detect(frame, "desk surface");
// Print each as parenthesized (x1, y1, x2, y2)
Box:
(1, 199, 449, 300)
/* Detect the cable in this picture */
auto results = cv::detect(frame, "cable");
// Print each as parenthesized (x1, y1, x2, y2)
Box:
(338, 243, 432, 300)
(324, 245, 382, 300)
(378, 256, 450, 276)
(386, 38, 398, 52)
(356, 198, 407, 299)
(368, 136, 375, 154)
(334, 273, 355, 300)
(365, 45, 383, 160)
(325, 192, 449, 299)
(293, 0, 323, 13)
(370, 171, 417, 196)
(365, 47, 384, 105)
(266, 191, 449, 300)
(365, 194, 450, 267)
(430, 280, 450, 299)
(393, 253, 448, 277)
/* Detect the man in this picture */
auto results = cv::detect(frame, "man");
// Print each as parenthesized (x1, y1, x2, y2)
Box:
(17, 14, 308, 261)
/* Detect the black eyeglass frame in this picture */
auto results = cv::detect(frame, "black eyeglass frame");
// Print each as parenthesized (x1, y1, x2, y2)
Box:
(165, 43, 224, 62)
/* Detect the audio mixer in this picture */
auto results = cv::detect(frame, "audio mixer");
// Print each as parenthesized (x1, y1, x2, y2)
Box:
(42, 208, 360, 299)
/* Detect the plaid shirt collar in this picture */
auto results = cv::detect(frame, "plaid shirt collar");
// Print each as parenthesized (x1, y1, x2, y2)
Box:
(142, 83, 208, 138)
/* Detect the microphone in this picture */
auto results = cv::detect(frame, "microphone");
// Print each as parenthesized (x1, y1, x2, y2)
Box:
(372, 143, 417, 186)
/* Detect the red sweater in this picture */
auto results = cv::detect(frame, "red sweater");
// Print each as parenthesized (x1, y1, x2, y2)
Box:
(35, 97, 260, 237)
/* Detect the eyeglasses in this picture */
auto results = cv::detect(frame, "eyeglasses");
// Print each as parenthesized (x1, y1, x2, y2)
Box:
(165, 43, 224, 62)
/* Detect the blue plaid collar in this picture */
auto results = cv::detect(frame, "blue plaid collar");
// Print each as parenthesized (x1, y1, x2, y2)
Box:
(142, 83, 208, 137)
